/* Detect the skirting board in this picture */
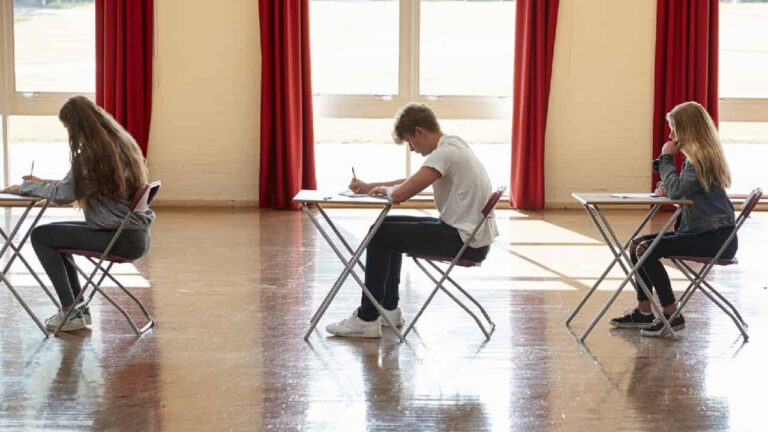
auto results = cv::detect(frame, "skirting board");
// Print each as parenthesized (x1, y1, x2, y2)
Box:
(153, 198, 259, 208)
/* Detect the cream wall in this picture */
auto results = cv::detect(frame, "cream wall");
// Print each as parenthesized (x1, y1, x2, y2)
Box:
(545, 0, 657, 208)
(146, 0, 657, 208)
(148, 0, 261, 206)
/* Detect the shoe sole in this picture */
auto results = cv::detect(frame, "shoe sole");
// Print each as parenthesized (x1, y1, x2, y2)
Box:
(381, 320, 405, 328)
(609, 321, 654, 329)
(45, 321, 87, 332)
(641, 323, 686, 337)
(326, 330, 381, 338)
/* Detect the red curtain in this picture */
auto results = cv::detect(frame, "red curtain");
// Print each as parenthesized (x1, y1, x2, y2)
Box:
(652, 0, 719, 187)
(258, 0, 317, 210)
(95, 0, 154, 157)
(510, 0, 560, 210)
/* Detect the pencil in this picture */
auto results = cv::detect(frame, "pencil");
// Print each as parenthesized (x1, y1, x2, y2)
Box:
(30, 160, 34, 177)
(352, 167, 357, 180)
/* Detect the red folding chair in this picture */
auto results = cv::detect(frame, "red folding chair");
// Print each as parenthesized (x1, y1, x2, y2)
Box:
(668, 188, 763, 341)
(53, 181, 161, 337)
(403, 186, 505, 341)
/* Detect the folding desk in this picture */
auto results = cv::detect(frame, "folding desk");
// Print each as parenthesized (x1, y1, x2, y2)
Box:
(293, 190, 405, 341)
(0, 193, 56, 336)
(566, 192, 693, 342)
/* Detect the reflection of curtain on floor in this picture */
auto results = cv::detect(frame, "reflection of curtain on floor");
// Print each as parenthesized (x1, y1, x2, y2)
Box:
(96, 0, 154, 157)
(259, 0, 317, 210)
(510, 0, 560, 210)
(652, 0, 719, 188)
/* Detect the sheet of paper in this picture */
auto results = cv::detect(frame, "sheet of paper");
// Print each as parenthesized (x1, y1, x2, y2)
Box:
(610, 193, 659, 198)
(339, 190, 371, 198)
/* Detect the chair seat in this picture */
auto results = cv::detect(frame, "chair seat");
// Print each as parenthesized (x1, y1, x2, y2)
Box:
(670, 255, 738, 266)
(57, 248, 133, 264)
(409, 254, 481, 267)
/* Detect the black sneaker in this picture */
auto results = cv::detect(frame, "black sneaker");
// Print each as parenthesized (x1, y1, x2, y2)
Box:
(641, 314, 686, 337)
(609, 308, 655, 329)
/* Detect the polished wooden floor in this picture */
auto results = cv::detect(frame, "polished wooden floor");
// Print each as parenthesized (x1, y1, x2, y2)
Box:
(1, 206, 767, 431)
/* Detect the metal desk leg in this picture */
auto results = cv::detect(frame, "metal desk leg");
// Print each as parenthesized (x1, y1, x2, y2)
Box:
(306, 205, 367, 325)
(0, 201, 51, 337)
(566, 203, 659, 325)
(0, 202, 59, 307)
(302, 203, 404, 341)
(579, 205, 682, 342)
(302, 203, 369, 327)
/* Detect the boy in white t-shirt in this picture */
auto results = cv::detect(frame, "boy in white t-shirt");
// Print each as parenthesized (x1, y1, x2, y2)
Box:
(326, 103, 499, 338)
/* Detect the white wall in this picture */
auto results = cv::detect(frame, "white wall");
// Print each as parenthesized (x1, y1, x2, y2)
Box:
(148, 0, 261, 206)
(545, 0, 657, 208)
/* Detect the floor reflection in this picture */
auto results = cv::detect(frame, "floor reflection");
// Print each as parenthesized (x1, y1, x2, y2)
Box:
(0, 207, 766, 431)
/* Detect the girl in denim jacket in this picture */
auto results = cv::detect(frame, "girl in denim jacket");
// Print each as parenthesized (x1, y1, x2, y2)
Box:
(611, 101, 736, 337)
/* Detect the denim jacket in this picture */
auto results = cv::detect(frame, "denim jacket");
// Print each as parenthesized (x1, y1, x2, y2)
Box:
(658, 154, 735, 234)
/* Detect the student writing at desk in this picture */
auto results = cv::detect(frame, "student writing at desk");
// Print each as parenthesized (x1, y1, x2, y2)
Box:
(325, 103, 499, 338)
(3, 96, 154, 332)
(610, 101, 737, 337)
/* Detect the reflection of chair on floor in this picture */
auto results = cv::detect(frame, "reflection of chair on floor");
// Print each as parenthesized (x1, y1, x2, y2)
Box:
(668, 188, 763, 341)
(403, 186, 505, 341)
(52, 181, 161, 337)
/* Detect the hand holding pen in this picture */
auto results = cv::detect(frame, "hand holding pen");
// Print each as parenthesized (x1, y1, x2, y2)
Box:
(22, 160, 43, 183)
(349, 166, 373, 194)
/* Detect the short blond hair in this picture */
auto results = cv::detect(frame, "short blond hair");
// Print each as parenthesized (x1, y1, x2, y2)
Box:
(392, 103, 441, 143)
(667, 101, 731, 191)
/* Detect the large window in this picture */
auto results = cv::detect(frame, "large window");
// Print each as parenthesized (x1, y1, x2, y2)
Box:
(719, 0, 768, 195)
(311, 0, 515, 193)
(0, 0, 94, 187)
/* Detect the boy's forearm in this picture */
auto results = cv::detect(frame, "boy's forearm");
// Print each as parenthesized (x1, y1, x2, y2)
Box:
(372, 178, 406, 188)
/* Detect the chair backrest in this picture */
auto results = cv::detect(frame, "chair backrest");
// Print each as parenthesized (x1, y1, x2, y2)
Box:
(129, 181, 162, 212)
(738, 188, 763, 221)
(482, 186, 507, 217)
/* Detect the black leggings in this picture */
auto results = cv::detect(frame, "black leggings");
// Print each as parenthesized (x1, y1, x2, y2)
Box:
(358, 216, 489, 321)
(631, 227, 737, 307)
(30, 221, 150, 307)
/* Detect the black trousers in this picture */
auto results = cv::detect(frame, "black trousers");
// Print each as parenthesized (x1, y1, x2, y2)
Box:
(358, 216, 489, 321)
(631, 227, 737, 307)
(30, 221, 150, 307)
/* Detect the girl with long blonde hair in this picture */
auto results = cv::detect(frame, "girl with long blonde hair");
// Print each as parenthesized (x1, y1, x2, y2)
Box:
(3, 96, 155, 332)
(610, 101, 737, 337)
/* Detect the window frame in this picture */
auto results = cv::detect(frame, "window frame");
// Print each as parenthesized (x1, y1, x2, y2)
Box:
(0, 0, 95, 186)
(312, 0, 513, 177)
(720, 98, 768, 123)
(719, 0, 768, 201)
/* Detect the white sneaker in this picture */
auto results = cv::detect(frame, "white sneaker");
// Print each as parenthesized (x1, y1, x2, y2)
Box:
(380, 307, 405, 328)
(80, 306, 92, 325)
(326, 310, 381, 338)
(45, 310, 87, 332)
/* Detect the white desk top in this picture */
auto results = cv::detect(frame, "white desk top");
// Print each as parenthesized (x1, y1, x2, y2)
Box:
(293, 190, 391, 205)
(0, 193, 44, 206)
(572, 192, 692, 206)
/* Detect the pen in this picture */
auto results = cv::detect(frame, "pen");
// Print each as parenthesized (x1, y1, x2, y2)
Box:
(352, 167, 357, 180)
(30, 160, 34, 177)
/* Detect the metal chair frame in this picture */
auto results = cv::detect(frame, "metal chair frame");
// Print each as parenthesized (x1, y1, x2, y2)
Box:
(52, 181, 161, 337)
(403, 186, 506, 341)
(668, 188, 763, 341)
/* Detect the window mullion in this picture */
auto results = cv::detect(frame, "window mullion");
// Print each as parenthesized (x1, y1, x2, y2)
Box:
(1, 0, 11, 187)
(400, 0, 420, 176)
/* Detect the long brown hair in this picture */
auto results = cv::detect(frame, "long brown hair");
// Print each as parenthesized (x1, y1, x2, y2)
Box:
(58, 96, 148, 204)
(666, 101, 731, 191)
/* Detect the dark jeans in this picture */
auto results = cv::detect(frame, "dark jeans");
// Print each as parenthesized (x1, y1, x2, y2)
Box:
(358, 216, 490, 321)
(30, 221, 150, 307)
(631, 227, 737, 307)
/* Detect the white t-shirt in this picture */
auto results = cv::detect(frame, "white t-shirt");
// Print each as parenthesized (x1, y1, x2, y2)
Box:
(422, 135, 499, 248)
